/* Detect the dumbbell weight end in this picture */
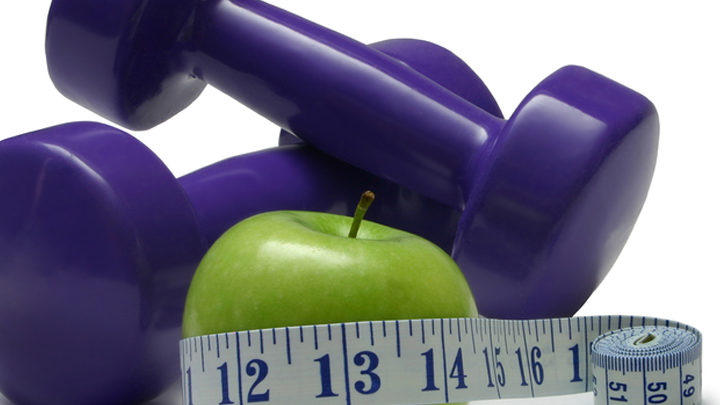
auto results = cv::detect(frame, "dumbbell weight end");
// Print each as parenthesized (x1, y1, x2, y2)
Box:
(45, 0, 660, 321)
(47, 0, 499, 209)
(0, 122, 206, 405)
(455, 66, 660, 318)
(0, 122, 462, 405)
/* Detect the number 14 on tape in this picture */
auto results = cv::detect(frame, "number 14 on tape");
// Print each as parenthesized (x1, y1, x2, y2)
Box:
(179, 317, 701, 405)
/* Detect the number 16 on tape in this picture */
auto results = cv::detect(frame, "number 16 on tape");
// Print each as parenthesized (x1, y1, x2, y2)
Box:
(180, 317, 702, 405)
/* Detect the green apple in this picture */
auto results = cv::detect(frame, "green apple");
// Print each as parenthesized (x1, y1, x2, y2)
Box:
(182, 191, 477, 334)
(182, 192, 477, 405)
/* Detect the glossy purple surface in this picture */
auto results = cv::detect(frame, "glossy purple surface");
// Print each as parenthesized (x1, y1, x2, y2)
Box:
(46, 0, 659, 320)
(6, 31, 500, 405)
(182, 143, 462, 251)
(0, 121, 464, 405)
(455, 67, 659, 318)
(0, 123, 206, 405)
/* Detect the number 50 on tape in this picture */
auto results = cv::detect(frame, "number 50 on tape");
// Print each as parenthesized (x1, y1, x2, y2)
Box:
(180, 316, 702, 405)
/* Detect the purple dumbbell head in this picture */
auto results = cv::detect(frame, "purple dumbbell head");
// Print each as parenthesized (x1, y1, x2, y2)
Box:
(46, 0, 504, 130)
(45, 0, 659, 320)
(0, 122, 461, 405)
(0, 122, 207, 405)
(4, 35, 500, 405)
(46, 0, 203, 129)
(455, 66, 659, 318)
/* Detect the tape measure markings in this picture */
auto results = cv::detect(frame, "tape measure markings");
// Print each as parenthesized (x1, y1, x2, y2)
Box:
(180, 316, 701, 405)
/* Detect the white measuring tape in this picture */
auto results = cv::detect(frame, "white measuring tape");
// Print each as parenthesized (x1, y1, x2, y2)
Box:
(179, 316, 701, 405)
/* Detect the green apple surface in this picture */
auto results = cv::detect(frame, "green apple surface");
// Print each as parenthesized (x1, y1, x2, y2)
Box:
(182, 210, 477, 334)
(182, 208, 478, 405)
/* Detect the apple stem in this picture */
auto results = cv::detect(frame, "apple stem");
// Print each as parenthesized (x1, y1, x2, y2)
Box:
(348, 191, 375, 238)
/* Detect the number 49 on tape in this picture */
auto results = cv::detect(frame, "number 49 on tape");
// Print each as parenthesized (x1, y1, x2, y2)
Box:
(180, 316, 702, 405)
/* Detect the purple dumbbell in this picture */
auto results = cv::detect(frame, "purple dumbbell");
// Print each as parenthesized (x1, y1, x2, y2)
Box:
(0, 123, 457, 405)
(46, 0, 660, 320)
(2, 38, 497, 405)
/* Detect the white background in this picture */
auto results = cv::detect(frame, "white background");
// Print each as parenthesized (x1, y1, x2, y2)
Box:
(1, 1, 717, 404)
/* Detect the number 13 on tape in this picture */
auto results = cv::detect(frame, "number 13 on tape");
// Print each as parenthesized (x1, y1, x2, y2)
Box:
(180, 316, 702, 405)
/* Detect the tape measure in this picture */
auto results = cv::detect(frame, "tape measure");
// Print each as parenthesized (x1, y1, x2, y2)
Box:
(179, 316, 701, 405)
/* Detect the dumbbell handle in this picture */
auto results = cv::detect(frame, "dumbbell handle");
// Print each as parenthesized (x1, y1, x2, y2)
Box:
(180, 143, 459, 252)
(0, 122, 460, 405)
(189, 0, 502, 209)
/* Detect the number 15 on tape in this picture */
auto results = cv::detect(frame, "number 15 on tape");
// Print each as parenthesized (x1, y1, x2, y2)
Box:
(180, 317, 702, 405)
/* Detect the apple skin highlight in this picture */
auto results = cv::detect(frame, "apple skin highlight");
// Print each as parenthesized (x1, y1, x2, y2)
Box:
(182, 210, 475, 405)
(182, 211, 478, 338)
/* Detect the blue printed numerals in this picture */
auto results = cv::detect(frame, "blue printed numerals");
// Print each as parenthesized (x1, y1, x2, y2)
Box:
(186, 352, 383, 405)
(422, 348, 468, 392)
(315, 351, 381, 398)
(482, 346, 546, 389)
(246, 360, 270, 402)
(354, 351, 381, 394)
(315, 354, 339, 398)
(185, 360, 270, 405)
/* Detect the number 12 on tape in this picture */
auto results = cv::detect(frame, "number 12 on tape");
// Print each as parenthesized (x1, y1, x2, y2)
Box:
(180, 317, 702, 405)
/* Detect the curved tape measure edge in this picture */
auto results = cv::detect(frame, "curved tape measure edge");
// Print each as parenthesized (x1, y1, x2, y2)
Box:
(179, 315, 702, 405)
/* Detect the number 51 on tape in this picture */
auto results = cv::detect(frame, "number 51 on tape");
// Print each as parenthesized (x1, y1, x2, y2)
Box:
(180, 316, 702, 405)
